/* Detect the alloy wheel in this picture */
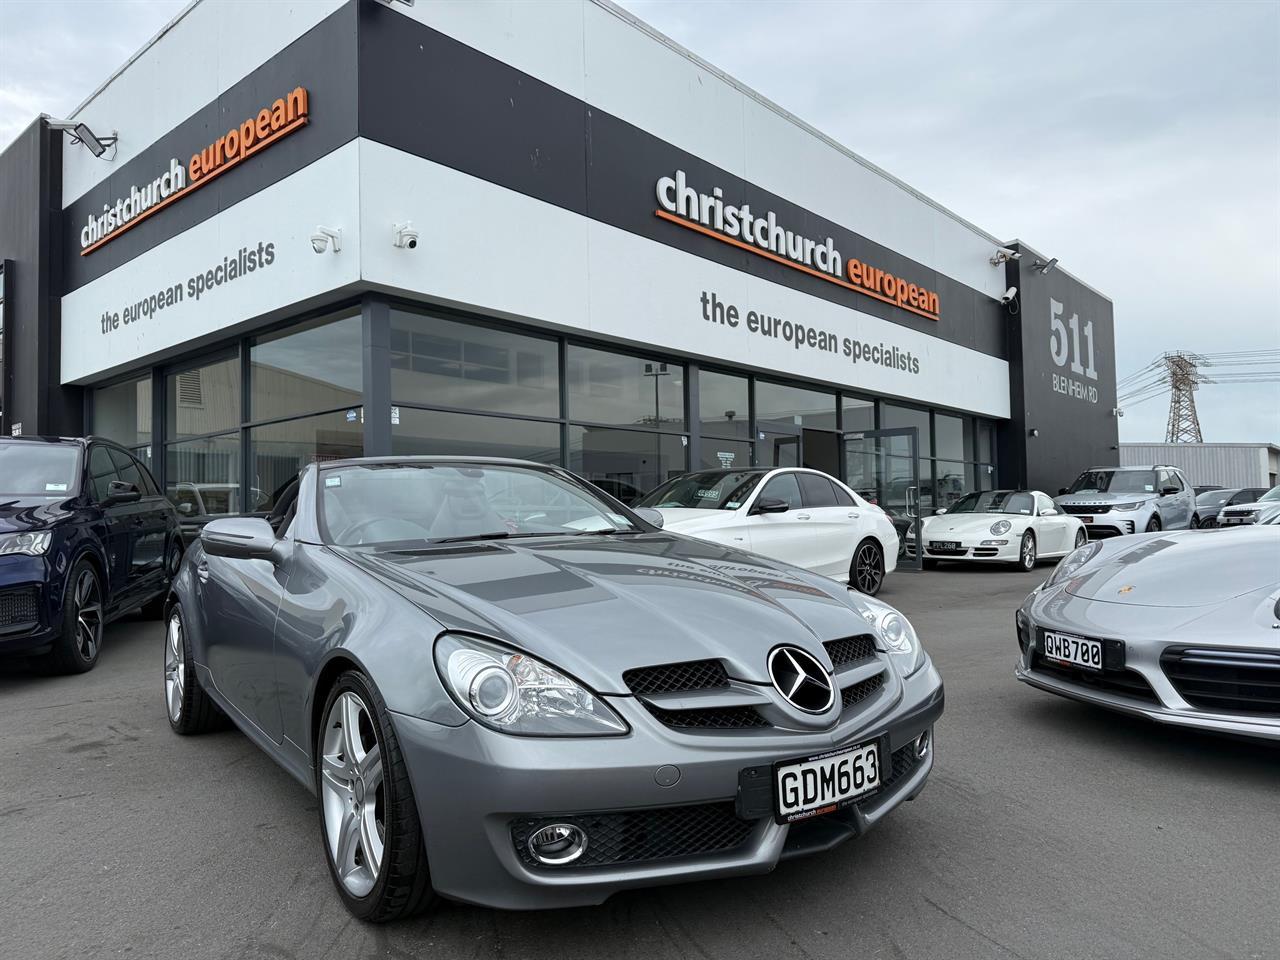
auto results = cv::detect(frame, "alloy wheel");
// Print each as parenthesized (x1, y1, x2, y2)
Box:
(1146, 515, 1161, 532)
(164, 613, 185, 722)
(320, 692, 386, 898)
(73, 568, 103, 663)
(1021, 534, 1036, 570)
(854, 542, 883, 594)
(1074, 529, 1087, 550)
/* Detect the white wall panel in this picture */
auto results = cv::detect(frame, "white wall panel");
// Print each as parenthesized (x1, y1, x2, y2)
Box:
(63, 0, 344, 205)
(61, 142, 361, 384)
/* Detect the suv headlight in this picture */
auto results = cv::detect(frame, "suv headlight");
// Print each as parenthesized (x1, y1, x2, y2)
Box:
(855, 595, 924, 677)
(1110, 501, 1145, 512)
(434, 634, 628, 736)
(0, 531, 52, 556)
(1047, 540, 1103, 587)
(989, 519, 1012, 536)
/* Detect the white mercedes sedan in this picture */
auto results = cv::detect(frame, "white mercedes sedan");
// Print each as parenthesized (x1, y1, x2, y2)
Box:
(634, 468, 899, 595)
(905, 489, 1086, 571)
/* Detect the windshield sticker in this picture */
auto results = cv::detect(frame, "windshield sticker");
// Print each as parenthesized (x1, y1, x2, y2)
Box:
(324, 476, 342, 488)
(45, 482, 68, 492)
(725, 501, 741, 510)
(607, 513, 629, 526)
(1144, 485, 1154, 492)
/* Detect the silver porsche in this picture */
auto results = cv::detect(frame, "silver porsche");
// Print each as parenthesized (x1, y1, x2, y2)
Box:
(162, 457, 942, 919)
(1015, 525, 1280, 741)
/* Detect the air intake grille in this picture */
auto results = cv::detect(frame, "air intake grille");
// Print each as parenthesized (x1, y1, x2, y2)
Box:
(840, 671, 886, 710)
(824, 634, 876, 669)
(1160, 647, 1280, 715)
(643, 703, 769, 729)
(0, 587, 39, 629)
(623, 659, 728, 696)
(512, 802, 754, 869)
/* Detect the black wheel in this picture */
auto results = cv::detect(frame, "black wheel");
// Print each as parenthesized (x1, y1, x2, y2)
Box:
(143, 539, 184, 619)
(164, 603, 225, 734)
(1073, 528, 1087, 550)
(46, 558, 104, 674)
(850, 539, 885, 596)
(1016, 531, 1037, 572)
(1145, 514, 1161, 533)
(316, 671, 435, 922)
(1190, 513, 1201, 529)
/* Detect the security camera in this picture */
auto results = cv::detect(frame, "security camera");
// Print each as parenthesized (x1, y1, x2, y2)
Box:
(1000, 286, 1018, 305)
(1033, 257, 1059, 275)
(393, 221, 419, 250)
(310, 226, 342, 254)
(989, 246, 1023, 266)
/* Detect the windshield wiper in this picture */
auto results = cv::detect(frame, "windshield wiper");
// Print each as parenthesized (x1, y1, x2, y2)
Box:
(426, 531, 575, 545)
(563, 527, 643, 536)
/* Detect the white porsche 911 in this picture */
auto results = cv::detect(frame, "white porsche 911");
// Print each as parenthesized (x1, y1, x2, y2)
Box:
(904, 489, 1086, 571)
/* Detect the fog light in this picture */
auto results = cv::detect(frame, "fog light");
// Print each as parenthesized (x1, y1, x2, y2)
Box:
(914, 729, 931, 759)
(981, 539, 1008, 546)
(528, 822, 588, 865)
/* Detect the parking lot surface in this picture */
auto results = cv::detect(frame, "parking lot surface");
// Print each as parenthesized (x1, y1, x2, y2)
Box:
(2, 566, 1277, 960)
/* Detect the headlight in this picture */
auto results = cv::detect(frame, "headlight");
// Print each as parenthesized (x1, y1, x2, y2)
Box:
(434, 634, 627, 736)
(989, 519, 1012, 536)
(0, 531, 52, 556)
(1110, 501, 1144, 512)
(1046, 540, 1103, 587)
(854, 595, 924, 677)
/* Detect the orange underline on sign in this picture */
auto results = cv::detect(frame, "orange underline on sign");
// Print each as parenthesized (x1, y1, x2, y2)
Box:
(654, 208, 940, 322)
(80, 116, 309, 256)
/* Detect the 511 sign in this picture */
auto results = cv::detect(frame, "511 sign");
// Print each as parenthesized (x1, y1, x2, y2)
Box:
(1049, 298, 1098, 403)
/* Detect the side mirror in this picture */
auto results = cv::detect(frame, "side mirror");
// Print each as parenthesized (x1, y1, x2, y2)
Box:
(751, 497, 790, 515)
(1058, 487, 1069, 496)
(1160, 486, 1179, 497)
(633, 507, 664, 529)
(200, 517, 281, 562)
(104, 480, 141, 506)
(934, 508, 947, 516)
(1039, 508, 1058, 517)
(176, 502, 195, 516)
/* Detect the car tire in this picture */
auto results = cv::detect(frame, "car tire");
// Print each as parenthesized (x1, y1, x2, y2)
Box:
(46, 557, 105, 675)
(1072, 528, 1087, 550)
(850, 538, 885, 596)
(1015, 531, 1037, 572)
(143, 539, 184, 620)
(1190, 513, 1201, 529)
(164, 603, 225, 734)
(1146, 514, 1162, 533)
(316, 671, 435, 922)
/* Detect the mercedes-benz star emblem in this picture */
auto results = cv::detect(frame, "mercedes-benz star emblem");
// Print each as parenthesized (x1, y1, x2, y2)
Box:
(767, 646, 835, 713)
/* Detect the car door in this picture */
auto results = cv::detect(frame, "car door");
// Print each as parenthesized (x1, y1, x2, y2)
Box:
(743, 471, 812, 569)
(85, 444, 137, 611)
(1157, 470, 1189, 528)
(1035, 493, 1070, 553)
(796, 472, 854, 579)
(197, 533, 288, 743)
(108, 447, 168, 591)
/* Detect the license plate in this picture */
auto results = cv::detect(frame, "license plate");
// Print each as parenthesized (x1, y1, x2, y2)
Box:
(929, 540, 961, 551)
(1078, 516, 1094, 524)
(1042, 631, 1103, 671)
(774, 741, 880, 823)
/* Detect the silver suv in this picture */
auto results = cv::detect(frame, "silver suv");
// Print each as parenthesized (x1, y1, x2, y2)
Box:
(1053, 464, 1196, 538)
(1218, 484, 1280, 526)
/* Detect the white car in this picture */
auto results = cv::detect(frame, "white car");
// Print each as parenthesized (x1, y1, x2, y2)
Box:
(634, 467, 899, 595)
(904, 489, 1086, 571)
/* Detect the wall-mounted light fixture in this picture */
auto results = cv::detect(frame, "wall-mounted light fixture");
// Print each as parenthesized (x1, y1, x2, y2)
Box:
(1028, 428, 1040, 438)
(45, 119, 117, 159)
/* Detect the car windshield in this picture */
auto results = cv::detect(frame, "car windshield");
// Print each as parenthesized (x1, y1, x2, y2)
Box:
(318, 462, 641, 547)
(945, 490, 1035, 515)
(0, 442, 81, 498)
(1259, 485, 1280, 503)
(1068, 469, 1158, 495)
(635, 471, 766, 510)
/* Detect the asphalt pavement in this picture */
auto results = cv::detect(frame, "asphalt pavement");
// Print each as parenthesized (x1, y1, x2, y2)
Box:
(2, 565, 1277, 960)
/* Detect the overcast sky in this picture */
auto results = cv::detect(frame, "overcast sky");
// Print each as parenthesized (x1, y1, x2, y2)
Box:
(1, 0, 1277, 444)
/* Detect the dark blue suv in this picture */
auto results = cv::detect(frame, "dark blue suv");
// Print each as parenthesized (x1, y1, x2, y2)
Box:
(0, 436, 182, 673)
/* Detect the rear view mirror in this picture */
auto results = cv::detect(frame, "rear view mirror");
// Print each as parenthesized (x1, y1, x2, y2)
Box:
(104, 480, 141, 506)
(1161, 486, 1179, 497)
(752, 497, 789, 515)
(633, 507, 664, 529)
(200, 517, 281, 562)
(1039, 508, 1058, 517)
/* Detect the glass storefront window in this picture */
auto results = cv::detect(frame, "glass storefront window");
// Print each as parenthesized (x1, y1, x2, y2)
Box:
(935, 413, 973, 461)
(880, 403, 931, 457)
(842, 396, 875, 433)
(699, 438, 752, 471)
(755, 381, 836, 430)
(978, 420, 995, 463)
(249, 409, 364, 512)
(251, 315, 362, 422)
(976, 462, 996, 491)
(566, 346, 684, 431)
(389, 311, 559, 418)
(92, 376, 152, 450)
(391, 408, 561, 464)
(167, 356, 240, 441)
(699, 370, 750, 439)
(568, 426, 686, 503)
(933, 460, 972, 510)
(166, 433, 241, 518)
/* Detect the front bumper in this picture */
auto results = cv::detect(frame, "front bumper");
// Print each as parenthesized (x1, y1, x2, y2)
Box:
(392, 659, 943, 909)
(904, 537, 1016, 562)
(0, 557, 54, 657)
(1014, 606, 1280, 742)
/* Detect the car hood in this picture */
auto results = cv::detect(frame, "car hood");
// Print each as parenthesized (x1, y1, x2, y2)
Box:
(921, 514, 1022, 537)
(1054, 491, 1153, 507)
(656, 508, 738, 533)
(1064, 528, 1280, 608)
(0, 497, 75, 535)
(332, 532, 881, 694)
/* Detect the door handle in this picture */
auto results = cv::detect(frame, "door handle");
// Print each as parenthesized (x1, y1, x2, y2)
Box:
(796, 513, 811, 520)
(196, 560, 209, 584)
(847, 512, 860, 519)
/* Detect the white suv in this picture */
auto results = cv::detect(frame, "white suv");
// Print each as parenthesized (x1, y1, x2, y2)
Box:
(1053, 465, 1197, 538)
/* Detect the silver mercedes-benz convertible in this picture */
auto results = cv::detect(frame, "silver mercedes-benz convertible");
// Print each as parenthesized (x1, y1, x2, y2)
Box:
(163, 458, 943, 919)
(1015, 525, 1280, 741)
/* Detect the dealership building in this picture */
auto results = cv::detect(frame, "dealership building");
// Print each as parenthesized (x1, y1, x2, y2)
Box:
(0, 0, 1119, 519)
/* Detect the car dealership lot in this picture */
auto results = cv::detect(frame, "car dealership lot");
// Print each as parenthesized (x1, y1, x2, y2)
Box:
(2, 568, 1276, 960)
